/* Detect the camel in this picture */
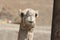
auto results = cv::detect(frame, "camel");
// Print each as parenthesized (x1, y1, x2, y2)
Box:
(17, 8, 38, 40)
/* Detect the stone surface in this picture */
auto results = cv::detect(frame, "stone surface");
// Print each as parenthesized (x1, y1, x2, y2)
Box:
(0, 24, 51, 40)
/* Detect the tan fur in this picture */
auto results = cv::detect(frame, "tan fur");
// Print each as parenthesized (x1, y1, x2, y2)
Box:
(17, 8, 38, 40)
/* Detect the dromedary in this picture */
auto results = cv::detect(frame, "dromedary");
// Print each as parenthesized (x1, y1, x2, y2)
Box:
(17, 8, 38, 40)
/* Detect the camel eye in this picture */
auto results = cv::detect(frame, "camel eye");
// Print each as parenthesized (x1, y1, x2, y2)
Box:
(21, 12, 24, 17)
(35, 13, 37, 17)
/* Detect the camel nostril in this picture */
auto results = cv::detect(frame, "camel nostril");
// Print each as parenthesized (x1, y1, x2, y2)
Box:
(29, 21, 33, 23)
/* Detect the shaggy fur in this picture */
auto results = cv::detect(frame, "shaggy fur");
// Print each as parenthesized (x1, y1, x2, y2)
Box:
(17, 8, 38, 40)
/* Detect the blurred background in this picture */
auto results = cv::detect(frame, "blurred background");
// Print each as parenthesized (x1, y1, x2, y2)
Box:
(0, 0, 53, 40)
(0, 0, 53, 26)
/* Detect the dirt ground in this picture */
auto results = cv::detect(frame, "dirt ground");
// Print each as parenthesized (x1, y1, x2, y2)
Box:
(0, 0, 53, 26)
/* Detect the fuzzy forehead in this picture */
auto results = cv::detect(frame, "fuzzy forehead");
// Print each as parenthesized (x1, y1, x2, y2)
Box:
(22, 8, 38, 15)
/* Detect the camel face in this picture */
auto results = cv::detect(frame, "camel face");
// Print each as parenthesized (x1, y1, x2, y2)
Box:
(19, 8, 38, 26)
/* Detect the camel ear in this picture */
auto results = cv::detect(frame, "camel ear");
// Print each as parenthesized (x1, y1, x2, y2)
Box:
(18, 9, 21, 16)
(35, 10, 39, 17)
(18, 9, 24, 17)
